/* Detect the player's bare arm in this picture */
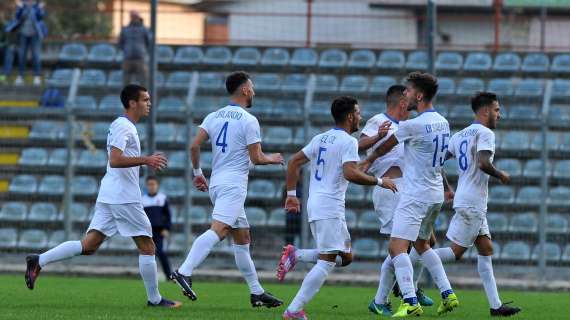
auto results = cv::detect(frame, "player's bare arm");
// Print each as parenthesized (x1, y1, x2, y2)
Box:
(248, 142, 284, 165)
(359, 135, 399, 172)
(284, 151, 309, 214)
(478, 150, 510, 184)
(358, 120, 392, 151)
(109, 147, 167, 171)
(343, 161, 398, 192)
(442, 169, 455, 203)
(191, 128, 210, 191)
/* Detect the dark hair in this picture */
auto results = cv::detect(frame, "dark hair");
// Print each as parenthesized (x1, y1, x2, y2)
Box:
(471, 91, 498, 113)
(386, 84, 406, 107)
(120, 84, 147, 109)
(225, 71, 250, 95)
(406, 72, 438, 102)
(331, 96, 358, 124)
(146, 175, 159, 183)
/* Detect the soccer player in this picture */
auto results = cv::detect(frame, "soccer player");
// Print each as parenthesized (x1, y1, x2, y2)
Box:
(170, 71, 284, 308)
(280, 96, 398, 320)
(25, 84, 181, 308)
(358, 85, 434, 315)
(360, 72, 459, 317)
(435, 92, 521, 317)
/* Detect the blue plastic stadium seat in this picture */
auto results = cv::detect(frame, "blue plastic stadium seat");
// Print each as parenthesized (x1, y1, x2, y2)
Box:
(437, 77, 455, 96)
(509, 213, 537, 232)
(369, 76, 397, 95)
(290, 48, 318, 67)
(198, 72, 225, 90)
(357, 210, 378, 231)
(522, 53, 549, 72)
(435, 52, 463, 71)
(46, 69, 74, 87)
(265, 127, 293, 144)
(502, 241, 531, 261)
(549, 106, 570, 127)
(523, 159, 552, 179)
(19, 148, 48, 166)
(9, 175, 37, 194)
(59, 43, 88, 62)
(488, 186, 515, 205)
(346, 184, 366, 201)
(551, 54, 570, 73)
(318, 49, 347, 68)
(553, 160, 570, 179)
(72, 176, 98, 196)
(344, 209, 357, 229)
(494, 159, 522, 178)
(74, 95, 97, 110)
(493, 53, 521, 72)
(516, 186, 541, 206)
(377, 50, 405, 69)
(28, 202, 58, 222)
(107, 70, 123, 88)
(254, 73, 281, 91)
(275, 100, 302, 118)
(203, 46, 232, 65)
(464, 52, 492, 71)
(509, 105, 540, 122)
(340, 75, 368, 93)
(87, 44, 116, 63)
(200, 152, 213, 170)
(79, 69, 106, 87)
(560, 133, 570, 152)
(547, 213, 568, 233)
(99, 95, 123, 112)
(251, 98, 273, 118)
(314, 74, 338, 93)
(267, 208, 286, 227)
(48, 148, 78, 167)
(155, 123, 177, 143)
(487, 78, 514, 96)
(456, 78, 485, 96)
(18, 229, 48, 250)
(245, 207, 267, 226)
(193, 95, 219, 116)
(532, 242, 561, 262)
(530, 132, 558, 152)
(487, 213, 508, 232)
(30, 121, 66, 140)
(443, 157, 459, 178)
(174, 46, 202, 65)
(347, 49, 375, 68)
(158, 96, 185, 112)
(563, 245, 570, 262)
(500, 131, 530, 151)
(232, 47, 261, 66)
(549, 186, 570, 207)
(90, 122, 109, 141)
(168, 151, 186, 170)
(156, 45, 175, 63)
(448, 104, 473, 121)
(0, 202, 27, 221)
(248, 180, 277, 200)
(77, 149, 107, 168)
(160, 177, 185, 198)
(0, 228, 18, 248)
(406, 51, 427, 70)
(260, 48, 290, 66)
(552, 79, 570, 98)
(514, 79, 543, 97)
(353, 238, 380, 259)
(281, 74, 308, 92)
(165, 71, 192, 89)
(309, 100, 330, 118)
(107, 236, 136, 251)
(179, 206, 207, 224)
(70, 203, 89, 222)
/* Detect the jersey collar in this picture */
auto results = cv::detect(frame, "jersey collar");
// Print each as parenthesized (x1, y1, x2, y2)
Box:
(419, 108, 437, 114)
(383, 113, 399, 124)
(119, 115, 136, 125)
(228, 103, 241, 108)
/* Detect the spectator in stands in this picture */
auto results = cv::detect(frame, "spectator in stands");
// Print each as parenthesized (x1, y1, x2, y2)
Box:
(142, 176, 173, 280)
(118, 11, 150, 87)
(5, 0, 47, 86)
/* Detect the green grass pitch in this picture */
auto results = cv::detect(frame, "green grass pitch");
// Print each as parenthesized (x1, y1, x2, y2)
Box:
(1, 274, 568, 319)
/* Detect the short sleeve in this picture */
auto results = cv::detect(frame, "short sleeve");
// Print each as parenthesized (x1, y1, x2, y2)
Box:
(198, 113, 213, 136)
(108, 123, 130, 151)
(341, 138, 360, 164)
(394, 120, 414, 143)
(301, 137, 315, 160)
(477, 129, 495, 153)
(244, 117, 262, 145)
(361, 116, 379, 137)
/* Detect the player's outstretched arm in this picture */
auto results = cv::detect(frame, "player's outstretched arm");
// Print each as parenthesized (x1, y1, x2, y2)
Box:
(109, 147, 167, 171)
(478, 150, 510, 184)
(343, 162, 398, 192)
(190, 128, 210, 191)
(442, 169, 455, 203)
(247, 142, 284, 165)
(359, 135, 399, 172)
(358, 120, 392, 151)
(284, 151, 309, 213)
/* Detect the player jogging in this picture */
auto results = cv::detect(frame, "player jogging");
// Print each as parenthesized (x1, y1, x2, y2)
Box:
(170, 71, 283, 308)
(25, 84, 181, 308)
(279, 96, 398, 320)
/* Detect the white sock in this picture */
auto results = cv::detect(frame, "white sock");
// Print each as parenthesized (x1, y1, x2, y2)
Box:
(478, 255, 502, 309)
(374, 255, 395, 304)
(178, 229, 220, 276)
(409, 248, 423, 289)
(295, 249, 319, 263)
(39, 241, 82, 268)
(233, 244, 264, 295)
(434, 247, 456, 263)
(288, 259, 335, 313)
(139, 255, 162, 304)
(392, 253, 416, 299)
(421, 249, 452, 294)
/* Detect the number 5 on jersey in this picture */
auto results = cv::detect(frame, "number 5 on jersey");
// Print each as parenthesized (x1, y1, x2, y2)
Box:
(216, 121, 229, 153)
(315, 147, 326, 181)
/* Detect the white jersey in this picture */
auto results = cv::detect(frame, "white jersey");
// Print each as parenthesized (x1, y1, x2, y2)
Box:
(199, 104, 261, 189)
(361, 113, 404, 177)
(394, 109, 450, 204)
(448, 123, 495, 212)
(302, 128, 360, 222)
(97, 116, 142, 204)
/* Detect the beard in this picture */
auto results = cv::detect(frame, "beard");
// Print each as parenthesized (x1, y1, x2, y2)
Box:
(245, 96, 253, 108)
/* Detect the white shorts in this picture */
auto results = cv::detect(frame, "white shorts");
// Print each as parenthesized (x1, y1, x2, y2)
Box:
(446, 207, 491, 248)
(88, 202, 152, 237)
(310, 218, 351, 254)
(372, 177, 403, 235)
(391, 197, 442, 241)
(209, 185, 249, 229)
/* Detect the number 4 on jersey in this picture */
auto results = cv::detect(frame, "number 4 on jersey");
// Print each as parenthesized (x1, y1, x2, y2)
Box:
(216, 121, 229, 153)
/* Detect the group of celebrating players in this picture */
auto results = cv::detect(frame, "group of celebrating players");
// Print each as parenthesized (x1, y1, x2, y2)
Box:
(24, 70, 522, 318)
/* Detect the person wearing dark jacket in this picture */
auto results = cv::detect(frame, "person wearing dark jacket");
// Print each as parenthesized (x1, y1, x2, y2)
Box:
(142, 176, 172, 279)
(118, 11, 150, 87)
